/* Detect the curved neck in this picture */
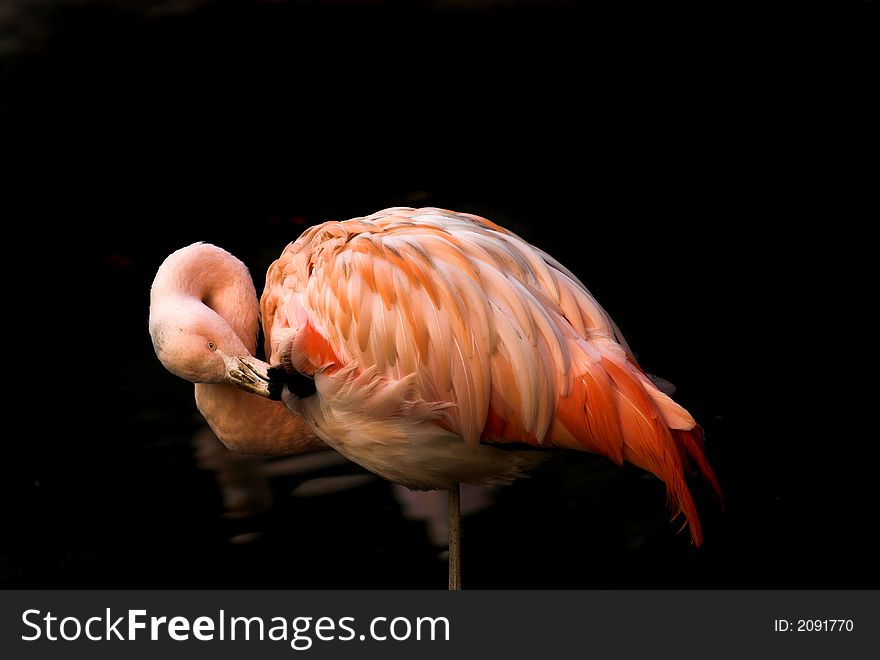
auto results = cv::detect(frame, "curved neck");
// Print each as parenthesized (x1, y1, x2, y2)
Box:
(151, 244, 260, 354)
(195, 383, 323, 455)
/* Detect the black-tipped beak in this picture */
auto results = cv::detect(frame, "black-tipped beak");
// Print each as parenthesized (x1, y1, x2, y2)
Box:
(267, 367, 287, 401)
(268, 366, 318, 400)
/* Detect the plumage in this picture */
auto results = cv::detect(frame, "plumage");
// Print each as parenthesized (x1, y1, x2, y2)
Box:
(260, 207, 722, 545)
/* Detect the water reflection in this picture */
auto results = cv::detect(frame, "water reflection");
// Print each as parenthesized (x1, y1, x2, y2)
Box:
(393, 485, 492, 548)
(192, 426, 492, 552)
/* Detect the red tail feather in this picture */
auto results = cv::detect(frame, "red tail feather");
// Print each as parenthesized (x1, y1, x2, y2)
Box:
(548, 345, 722, 546)
(669, 426, 723, 545)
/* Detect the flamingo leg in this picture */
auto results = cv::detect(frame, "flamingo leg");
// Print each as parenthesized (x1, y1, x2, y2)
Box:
(448, 484, 461, 590)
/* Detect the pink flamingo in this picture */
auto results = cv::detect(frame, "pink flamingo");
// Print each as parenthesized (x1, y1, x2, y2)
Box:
(149, 207, 721, 589)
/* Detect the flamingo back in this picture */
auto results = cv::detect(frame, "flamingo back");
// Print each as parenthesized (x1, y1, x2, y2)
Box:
(261, 207, 721, 544)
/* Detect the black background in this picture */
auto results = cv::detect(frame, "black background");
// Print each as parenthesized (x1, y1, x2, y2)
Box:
(2, 0, 877, 589)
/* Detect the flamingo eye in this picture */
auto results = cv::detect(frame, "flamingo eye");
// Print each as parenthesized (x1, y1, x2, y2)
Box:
(208, 341, 217, 351)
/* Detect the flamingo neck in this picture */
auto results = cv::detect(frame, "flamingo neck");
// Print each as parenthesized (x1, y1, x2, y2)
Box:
(195, 383, 322, 455)
(152, 244, 261, 354)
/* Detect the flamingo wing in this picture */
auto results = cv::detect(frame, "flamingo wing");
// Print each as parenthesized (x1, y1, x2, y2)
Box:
(261, 207, 621, 443)
(261, 207, 720, 544)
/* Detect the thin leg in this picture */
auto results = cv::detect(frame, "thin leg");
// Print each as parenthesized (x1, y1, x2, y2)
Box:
(448, 484, 461, 590)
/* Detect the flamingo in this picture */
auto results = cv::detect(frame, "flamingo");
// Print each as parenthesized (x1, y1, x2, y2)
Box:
(149, 206, 721, 589)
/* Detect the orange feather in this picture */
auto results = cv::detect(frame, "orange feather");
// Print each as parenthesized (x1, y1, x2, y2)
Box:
(260, 207, 721, 546)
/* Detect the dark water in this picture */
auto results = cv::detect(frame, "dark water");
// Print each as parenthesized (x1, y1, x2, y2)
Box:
(3, 0, 877, 589)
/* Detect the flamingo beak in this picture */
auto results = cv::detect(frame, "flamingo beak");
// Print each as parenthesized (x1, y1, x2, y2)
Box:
(268, 365, 318, 400)
(222, 354, 283, 400)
